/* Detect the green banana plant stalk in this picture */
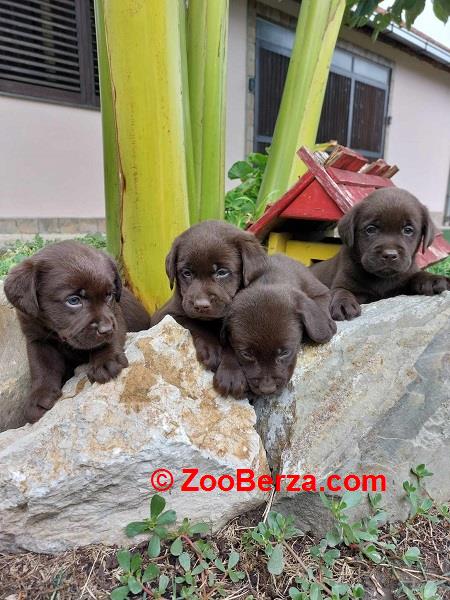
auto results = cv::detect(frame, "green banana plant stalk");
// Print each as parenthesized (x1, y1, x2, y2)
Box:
(94, 0, 190, 313)
(255, 0, 346, 218)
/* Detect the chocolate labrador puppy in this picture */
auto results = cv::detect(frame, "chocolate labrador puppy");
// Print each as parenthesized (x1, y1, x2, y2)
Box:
(311, 188, 450, 321)
(151, 220, 267, 369)
(4, 241, 150, 423)
(215, 254, 336, 398)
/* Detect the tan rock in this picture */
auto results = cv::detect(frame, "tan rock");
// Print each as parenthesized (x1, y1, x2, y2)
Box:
(0, 317, 268, 553)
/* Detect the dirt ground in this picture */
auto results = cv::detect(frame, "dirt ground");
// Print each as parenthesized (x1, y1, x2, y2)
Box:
(0, 507, 449, 600)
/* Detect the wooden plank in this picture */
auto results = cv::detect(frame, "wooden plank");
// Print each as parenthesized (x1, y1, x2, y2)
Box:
(328, 167, 395, 188)
(248, 172, 314, 239)
(322, 145, 368, 171)
(281, 179, 344, 220)
(298, 146, 355, 213)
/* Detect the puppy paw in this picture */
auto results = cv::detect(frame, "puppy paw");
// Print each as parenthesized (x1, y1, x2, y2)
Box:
(87, 352, 128, 384)
(26, 388, 61, 423)
(330, 296, 361, 321)
(213, 361, 248, 399)
(410, 274, 450, 296)
(193, 337, 222, 371)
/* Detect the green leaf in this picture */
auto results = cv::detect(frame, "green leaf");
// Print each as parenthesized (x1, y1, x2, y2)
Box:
(111, 586, 130, 600)
(289, 588, 303, 600)
(227, 551, 240, 570)
(178, 551, 191, 572)
(157, 509, 177, 526)
(309, 582, 322, 600)
(170, 536, 183, 556)
(148, 534, 161, 558)
(412, 464, 434, 479)
(403, 546, 421, 565)
(228, 161, 253, 180)
(117, 549, 131, 572)
(150, 494, 166, 519)
(352, 583, 364, 598)
(362, 544, 382, 564)
(267, 543, 284, 575)
(127, 576, 142, 594)
(423, 580, 438, 599)
(125, 521, 149, 538)
(433, 0, 450, 23)
(190, 522, 210, 535)
(400, 582, 416, 600)
(159, 574, 170, 593)
(214, 557, 226, 572)
(341, 490, 362, 509)
(130, 553, 142, 573)
(326, 526, 343, 547)
(142, 563, 159, 582)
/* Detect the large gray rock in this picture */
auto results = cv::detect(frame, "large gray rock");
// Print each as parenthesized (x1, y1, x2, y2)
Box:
(255, 292, 450, 535)
(0, 281, 29, 432)
(0, 317, 269, 553)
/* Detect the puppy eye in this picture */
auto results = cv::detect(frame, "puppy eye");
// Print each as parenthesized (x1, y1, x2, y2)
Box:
(66, 295, 82, 307)
(215, 268, 230, 279)
(365, 225, 378, 235)
(181, 268, 193, 279)
(402, 225, 414, 236)
(239, 350, 254, 362)
(106, 292, 115, 303)
(277, 349, 291, 360)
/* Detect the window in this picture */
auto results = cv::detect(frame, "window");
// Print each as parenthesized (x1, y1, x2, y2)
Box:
(0, 0, 99, 108)
(254, 19, 390, 158)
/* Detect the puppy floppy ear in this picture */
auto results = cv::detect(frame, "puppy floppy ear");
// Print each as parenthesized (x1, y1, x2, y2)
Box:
(4, 259, 40, 317)
(338, 208, 357, 248)
(108, 258, 122, 301)
(295, 291, 336, 344)
(420, 204, 437, 253)
(165, 238, 179, 290)
(237, 232, 267, 287)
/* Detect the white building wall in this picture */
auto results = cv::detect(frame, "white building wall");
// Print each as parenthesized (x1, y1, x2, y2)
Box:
(0, 96, 104, 219)
(0, 4, 449, 224)
(340, 27, 450, 221)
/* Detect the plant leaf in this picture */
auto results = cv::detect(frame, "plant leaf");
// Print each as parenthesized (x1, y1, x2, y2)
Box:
(127, 576, 142, 594)
(150, 494, 166, 519)
(147, 534, 161, 558)
(125, 521, 149, 538)
(178, 551, 191, 572)
(117, 549, 131, 572)
(267, 543, 284, 575)
(157, 509, 177, 526)
(142, 563, 159, 582)
(228, 551, 240, 570)
(159, 574, 170, 593)
(111, 586, 130, 600)
(171, 537, 183, 556)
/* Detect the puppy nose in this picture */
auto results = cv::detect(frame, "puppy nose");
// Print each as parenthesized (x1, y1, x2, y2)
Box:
(193, 298, 211, 312)
(96, 321, 113, 335)
(381, 249, 399, 262)
(258, 379, 277, 395)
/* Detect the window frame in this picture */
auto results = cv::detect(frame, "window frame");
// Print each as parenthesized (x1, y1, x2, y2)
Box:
(0, 0, 99, 110)
(253, 18, 391, 158)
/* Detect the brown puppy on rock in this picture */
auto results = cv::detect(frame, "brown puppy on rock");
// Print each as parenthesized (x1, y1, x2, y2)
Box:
(4, 241, 150, 423)
(151, 220, 267, 370)
(215, 254, 336, 398)
(311, 188, 450, 321)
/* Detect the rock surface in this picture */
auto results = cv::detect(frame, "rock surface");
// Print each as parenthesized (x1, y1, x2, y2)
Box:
(0, 281, 29, 432)
(0, 289, 449, 552)
(0, 317, 268, 553)
(255, 292, 450, 535)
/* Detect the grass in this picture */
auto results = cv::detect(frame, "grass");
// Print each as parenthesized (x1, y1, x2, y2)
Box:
(426, 256, 450, 277)
(0, 234, 107, 278)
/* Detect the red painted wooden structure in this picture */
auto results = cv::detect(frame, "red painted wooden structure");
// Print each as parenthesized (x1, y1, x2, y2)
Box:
(249, 145, 450, 269)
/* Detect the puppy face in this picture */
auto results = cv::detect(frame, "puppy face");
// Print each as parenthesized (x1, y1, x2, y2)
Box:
(338, 188, 436, 278)
(224, 286, 335, 396)
(166, 220, 267, 320)
(4, 241, 122, 350)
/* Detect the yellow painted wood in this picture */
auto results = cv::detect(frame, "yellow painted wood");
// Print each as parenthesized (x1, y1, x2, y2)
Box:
(285, 240, 340, 266)
(267, 232, 291, 255)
